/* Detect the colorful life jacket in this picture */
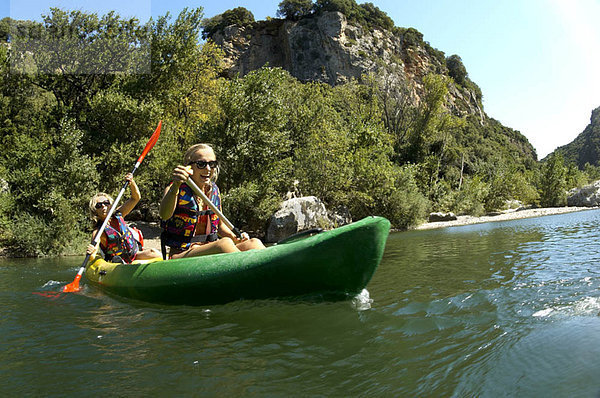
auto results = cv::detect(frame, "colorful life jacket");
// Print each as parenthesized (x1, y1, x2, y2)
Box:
(100, 212, 139, 263)
(161, 182, 221, 251)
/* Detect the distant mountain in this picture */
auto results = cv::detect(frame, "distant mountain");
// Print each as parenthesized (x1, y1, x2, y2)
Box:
(552, 107, 600, 167)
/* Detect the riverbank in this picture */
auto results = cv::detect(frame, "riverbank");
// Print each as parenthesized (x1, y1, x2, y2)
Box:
(136, 207, 599, 250)
(414, 206, 597, 230)
(2, 207, 595, 258)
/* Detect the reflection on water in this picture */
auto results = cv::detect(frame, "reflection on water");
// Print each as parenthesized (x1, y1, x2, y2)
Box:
(3, 209, 600, 396)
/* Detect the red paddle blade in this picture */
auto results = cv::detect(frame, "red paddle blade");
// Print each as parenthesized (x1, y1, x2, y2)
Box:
(136, 120, 162, 164)
(61, 274, 82, 293)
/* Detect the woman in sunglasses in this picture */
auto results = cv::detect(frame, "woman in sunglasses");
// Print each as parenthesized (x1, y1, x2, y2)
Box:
(159, 143, 265, 259)
(86, 173, 162, 263)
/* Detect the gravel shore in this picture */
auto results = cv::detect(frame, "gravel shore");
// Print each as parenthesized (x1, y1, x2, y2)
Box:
(414, 206, 597, 230)
(132, 221, 162, 251)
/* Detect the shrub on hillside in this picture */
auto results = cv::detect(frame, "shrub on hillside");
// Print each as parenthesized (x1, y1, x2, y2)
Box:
(202, 7, 255, 39)
(277, 0, 313, 20)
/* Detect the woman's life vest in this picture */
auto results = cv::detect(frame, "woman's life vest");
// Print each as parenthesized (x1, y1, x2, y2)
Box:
(161, 182, 221, 252)
(99, 212, 139, 263)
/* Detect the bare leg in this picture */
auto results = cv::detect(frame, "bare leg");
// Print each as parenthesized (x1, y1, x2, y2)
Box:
(236, 238, 266, 251)
(171, 237, 239, 259)
(136, 248, 162, 260)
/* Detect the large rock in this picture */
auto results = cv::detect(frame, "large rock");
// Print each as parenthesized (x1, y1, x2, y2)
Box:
(126, 209, 143, 221)
(145, 203, 162, 222)
(328, 205, 352, 227)
(266, 196, 332, 243)
(567, 180, 600, 206)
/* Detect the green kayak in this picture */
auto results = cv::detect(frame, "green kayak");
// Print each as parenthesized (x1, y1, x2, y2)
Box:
(85, 216, 390, 305)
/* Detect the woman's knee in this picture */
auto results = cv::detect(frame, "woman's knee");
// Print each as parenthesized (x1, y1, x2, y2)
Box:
(217, 237, 238, 252)
(249, 238, 265, 249)
(137, 248, 161, 259)
(237, 238, 265, 251)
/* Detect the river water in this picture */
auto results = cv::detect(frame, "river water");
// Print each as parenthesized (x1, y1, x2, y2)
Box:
(3, 209, 600, 396)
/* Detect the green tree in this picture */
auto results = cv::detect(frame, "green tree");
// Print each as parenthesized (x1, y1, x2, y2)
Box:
(402, 74, 466, 201)
(11, 8, 149, 117)
(277, 0, 314, 20)
(357, 3, 394, 31)
(400, 27, 424, 48)
(565, 161, 587, 189)
(2, 119, 98, 256)
(293, 79, 426, 227)
(408, 74, 449, 163)
(446, 175, 489, 216)
(583, 162, 600, 182)
(204, 68, 295, 230)
(446, 54, 467, 86)
(483, 163, 519, 211)
(539, 153, 567, 207)
(368, 72, 417, 156)
(0, 17, 11, 42)
(139, 8, 224, 150)
(313, 0, 357, 16)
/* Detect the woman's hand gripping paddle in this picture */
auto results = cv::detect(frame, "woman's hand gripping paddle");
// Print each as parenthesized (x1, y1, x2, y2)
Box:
(185, 177, 244, 240)
(60, 121, 162, 293)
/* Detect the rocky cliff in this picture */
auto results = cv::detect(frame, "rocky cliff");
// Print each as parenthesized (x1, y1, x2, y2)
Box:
(553, 107, 600, 167)
(211, 12, 485, 122)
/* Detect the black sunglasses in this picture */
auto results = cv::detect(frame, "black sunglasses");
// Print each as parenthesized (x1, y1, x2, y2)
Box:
(95, 200, 111, 209)
(189, 160, 218, 169)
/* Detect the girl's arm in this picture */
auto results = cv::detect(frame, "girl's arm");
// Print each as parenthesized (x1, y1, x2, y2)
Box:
(86, 229, 101, 256)
(117, 173, 140, 217)
(159, 165, 193, 220)
(159, 184, 178, 220)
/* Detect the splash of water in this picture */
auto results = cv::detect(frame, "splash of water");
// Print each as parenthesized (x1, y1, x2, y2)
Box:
(533, 296, 600, 318)
(351, 289, 373, 311)
(42, 280, 62, 288)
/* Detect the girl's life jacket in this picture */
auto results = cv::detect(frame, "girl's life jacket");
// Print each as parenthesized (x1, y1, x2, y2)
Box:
(161, 182, 221, 253)
(99, 212, 139, 263)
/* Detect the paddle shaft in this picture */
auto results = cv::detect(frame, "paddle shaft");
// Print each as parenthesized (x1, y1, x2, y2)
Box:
(185, 177, 243, 239)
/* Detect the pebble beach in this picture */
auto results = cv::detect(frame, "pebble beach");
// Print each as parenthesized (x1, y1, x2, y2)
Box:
(415, 206, 597, 230)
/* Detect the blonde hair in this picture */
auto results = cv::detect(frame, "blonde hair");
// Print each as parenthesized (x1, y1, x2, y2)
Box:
(183, 143, 219, 182)
(88, 192, 114, 224)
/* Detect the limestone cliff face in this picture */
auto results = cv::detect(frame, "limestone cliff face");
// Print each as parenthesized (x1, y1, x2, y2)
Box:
(212, 12, 484, 121)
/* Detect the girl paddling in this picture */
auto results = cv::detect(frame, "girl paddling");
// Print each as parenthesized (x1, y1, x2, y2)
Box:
(87, 173, 162, 263)
(159, 143, 265, 259)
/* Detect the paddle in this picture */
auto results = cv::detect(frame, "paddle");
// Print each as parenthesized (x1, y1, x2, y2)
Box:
(185, 177, 243, 239)
(61, 120, 162, 293)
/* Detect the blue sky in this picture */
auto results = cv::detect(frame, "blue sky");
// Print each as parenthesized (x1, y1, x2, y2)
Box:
(3, 0, 599, 158)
